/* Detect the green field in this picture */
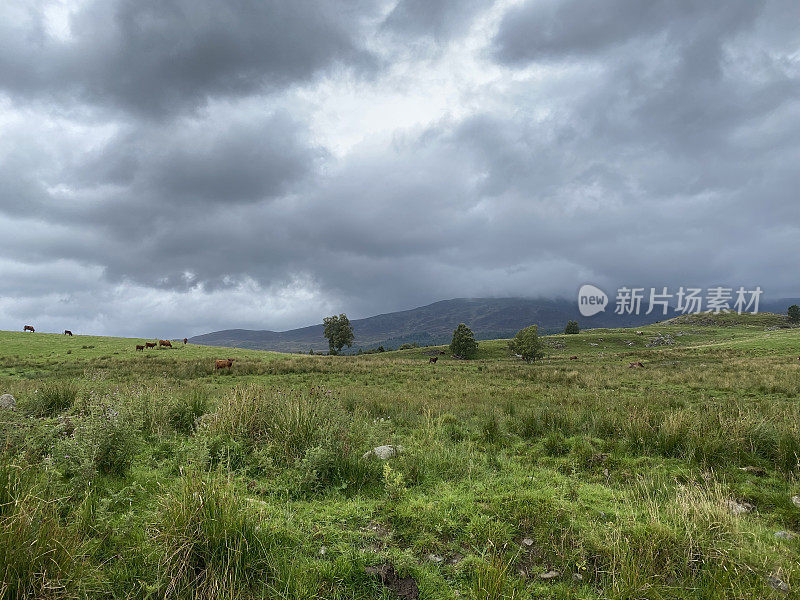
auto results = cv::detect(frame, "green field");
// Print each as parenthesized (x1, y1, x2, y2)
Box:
(2, 314, 800, 599)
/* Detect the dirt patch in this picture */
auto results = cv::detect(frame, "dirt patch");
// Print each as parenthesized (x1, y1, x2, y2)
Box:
(365, 563, 420, 600)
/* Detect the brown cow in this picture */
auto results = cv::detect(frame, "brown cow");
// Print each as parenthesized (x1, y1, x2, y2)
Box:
(438, 350, 446, 355)
(64, 330, 73, 336)
(135, 344, 145, 351)
(183, 338, 188, 345)
(429, 356, 438, 364)
(215, 358, 235, 370)
(569, 355, 578, 360)
(159, 340, 172, 348)
(628, 361, 645, 368)
(23, 325, 34, 332)
(145, 342, 156, 349)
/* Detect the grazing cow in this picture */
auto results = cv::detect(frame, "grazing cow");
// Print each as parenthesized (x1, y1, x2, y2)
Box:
(64, 330, 73, 336)
(23, 325, 34, 332)
(215, 358, 235, 370)
(145, 342, 156, 349)
(438, 350, 446, 355)
(628, 361, 645, 368)
(159, 340, 172, 348)
(569, 355, 578, 360)
(135, 345, 145, 351)
(429, 356, 438, 364)
(635, 331, 644, 336)
(183, 338, 188, 345)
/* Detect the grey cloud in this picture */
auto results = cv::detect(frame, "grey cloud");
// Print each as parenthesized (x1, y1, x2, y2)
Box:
(382, 0, 493, 40)
(0, 0, 377, 116)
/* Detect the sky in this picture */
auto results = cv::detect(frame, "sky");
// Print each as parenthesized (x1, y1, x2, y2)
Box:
(0, 0, 798, 338)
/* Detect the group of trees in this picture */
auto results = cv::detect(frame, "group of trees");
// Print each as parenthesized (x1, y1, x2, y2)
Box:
(323, 312, 583, 363)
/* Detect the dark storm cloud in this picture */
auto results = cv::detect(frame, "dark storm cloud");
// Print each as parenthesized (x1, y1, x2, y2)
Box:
(0, 0, 376, 116)
(1, 0, 798, 337)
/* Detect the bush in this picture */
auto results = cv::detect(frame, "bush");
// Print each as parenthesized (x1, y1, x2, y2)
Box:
(788, 304, 800, 323)
(564, 320, 580, 334)
(23, 382, 78, 417)
(450, 323, 478, 359)
(152, 474, 285, 599)
(54, 405, 138, 480)
(508, 325, 545, 363)
(0, 459, 101, 598)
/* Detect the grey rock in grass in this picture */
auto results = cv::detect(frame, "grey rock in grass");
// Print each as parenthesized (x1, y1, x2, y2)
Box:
(362, 445, 403, 460)
(540, 570, 560, 580)
(791, 495, 800, 508)
(775, 531, 797, 540)
(767, 574, 789, 593)
(521, 537, 534, 547)
(725, 499, 754, 515)
(0, 394, 16, 410)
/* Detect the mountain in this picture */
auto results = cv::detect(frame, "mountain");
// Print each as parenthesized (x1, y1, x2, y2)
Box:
(189, 297, 665, 353)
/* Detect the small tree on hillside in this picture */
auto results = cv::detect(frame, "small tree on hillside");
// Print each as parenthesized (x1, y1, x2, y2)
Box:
(788, 305, 800, 324)
(509, 325, 545, 363)
(450, 323, 478, 359)
(323, 314, 355, 355)
(564, 320, 580, 334)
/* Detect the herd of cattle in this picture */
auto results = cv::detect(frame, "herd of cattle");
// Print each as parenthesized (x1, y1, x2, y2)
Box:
(22, 324, 800, 369)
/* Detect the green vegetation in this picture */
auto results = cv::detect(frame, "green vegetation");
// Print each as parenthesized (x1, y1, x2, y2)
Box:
(789, 304, 800, 324)
(508, 324, 545, 363)
(323, 313, 355, 355)
(450, 323, 478, 358)
(1, 317, 799, 599)
(565, 320, 580, 334)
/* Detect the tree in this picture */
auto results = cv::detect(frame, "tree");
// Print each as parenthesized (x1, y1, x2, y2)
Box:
(564, 320, 580, 334)
(323, 314, 354, 355)
(509, 325, 545, 363)
(789, 305, 800, 324)
(450, 323, 478, 359)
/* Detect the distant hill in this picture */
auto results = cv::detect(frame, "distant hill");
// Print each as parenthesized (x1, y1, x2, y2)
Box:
(189, 297, 667, 353)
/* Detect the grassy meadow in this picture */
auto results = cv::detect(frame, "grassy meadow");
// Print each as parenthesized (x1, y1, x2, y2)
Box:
(1, 314, 800, 599)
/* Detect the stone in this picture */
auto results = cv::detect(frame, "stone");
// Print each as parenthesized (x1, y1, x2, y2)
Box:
(775, 531, 797, 540)
(791, 495, 800, 508)
(572, 573, 584, 582)
(0, 394, 15, 410)
(725, 499, 754, 515)
(739, 466, 767, 476)
(540, 570, 560, 580)
(521, 537, 534, 547)
(767, 574, 789, 593)
(362, 445, 403, 460)
(427, 553, 444, 563)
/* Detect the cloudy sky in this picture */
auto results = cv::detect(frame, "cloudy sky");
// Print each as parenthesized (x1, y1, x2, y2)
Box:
(1, 0, 798, 337)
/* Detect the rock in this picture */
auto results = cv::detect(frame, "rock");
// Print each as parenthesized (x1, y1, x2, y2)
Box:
(725, 499, 754, 515)
(739, 466, 767, 476)
(426, 553, 444, 563)
(362, 445, 403, 460)
(791, 495, 800, 508)
(521, 537, 534, 547)
(319, 546, 327, 556)
(767, 574, 789, 593)
(0, 394, 16, 410)
(775, 531, 797, 540)
(540, 570, 560, 580)
(572, 573, 584, 582)
(365, 563, 419, 600)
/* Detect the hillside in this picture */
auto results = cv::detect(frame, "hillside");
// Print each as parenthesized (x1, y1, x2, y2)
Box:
(189, 297, 664, 352)
(2, 316, 800, 598)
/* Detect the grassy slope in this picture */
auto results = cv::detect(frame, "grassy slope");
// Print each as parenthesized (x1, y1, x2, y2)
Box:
(1, 317, 799, 599)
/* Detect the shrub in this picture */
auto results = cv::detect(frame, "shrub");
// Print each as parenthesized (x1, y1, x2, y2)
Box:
(0, 459, 101, 598)
(788, 304, 800, 323)
(508, 325, 545, 363)
(450, 323, 478, 359)
(152, 475, 283, 599)
(565, 320, 580, 334)
(23, 382, 78, 417)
